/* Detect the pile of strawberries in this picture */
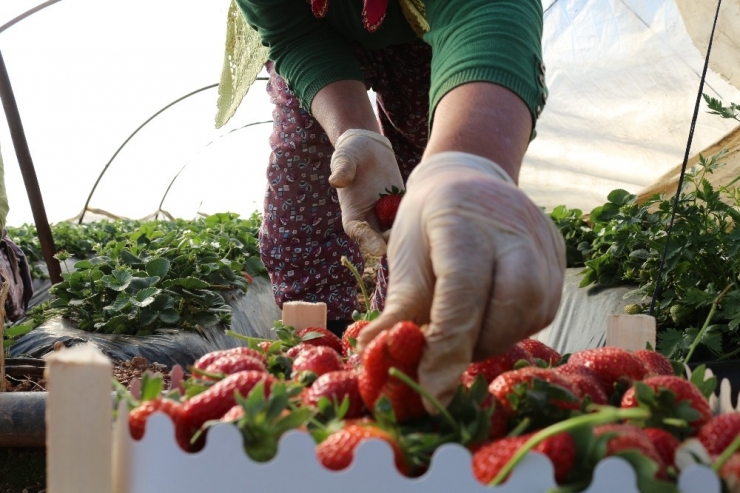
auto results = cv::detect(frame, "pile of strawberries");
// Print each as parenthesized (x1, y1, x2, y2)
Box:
(120, 321, 740, 492)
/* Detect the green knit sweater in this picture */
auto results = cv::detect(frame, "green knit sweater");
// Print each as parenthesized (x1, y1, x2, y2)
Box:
(236, 0, 546, 125)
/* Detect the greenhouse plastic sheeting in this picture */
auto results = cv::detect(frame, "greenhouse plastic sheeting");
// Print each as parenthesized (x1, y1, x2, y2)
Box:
(1, 0, 740, 227)
(533, 268, 643, 355)
(9, 276, 281, 368)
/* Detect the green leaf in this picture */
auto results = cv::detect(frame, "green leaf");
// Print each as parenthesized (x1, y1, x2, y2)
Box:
(133, 287, 161, 307)
(158, 308, 180, 325)
(101, 270, 133, 291)
(689, 364, 717, 399)
(146, 258, 170, 278)
(165, 277, 210, 289)
(140, 373, 164, 402)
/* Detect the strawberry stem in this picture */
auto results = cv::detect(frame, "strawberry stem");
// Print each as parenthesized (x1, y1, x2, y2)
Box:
(507, 417, 532, 437)
(489, 406, 651, 486)
(713, 429, 740, 472)
(388, 367, 457, 431)
(190, 367, 225, 380)
(683, 283, 732, 365)
(341, 256, 371, 314)
(225, 330, 273, 343)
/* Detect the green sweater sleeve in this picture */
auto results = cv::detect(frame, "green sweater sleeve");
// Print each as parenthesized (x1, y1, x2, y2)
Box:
(236, 0, 365, 111)
(423, 0, 546, 128)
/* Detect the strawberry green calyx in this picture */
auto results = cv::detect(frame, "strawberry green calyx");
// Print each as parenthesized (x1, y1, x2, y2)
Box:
(489, 406, 651, 486)
(379, 186, 405, 197)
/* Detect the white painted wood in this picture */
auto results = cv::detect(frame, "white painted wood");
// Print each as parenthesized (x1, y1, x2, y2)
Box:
(45, 344, 113, 493)
(606, 314, 656, 351)
(281, 301, 327, 330)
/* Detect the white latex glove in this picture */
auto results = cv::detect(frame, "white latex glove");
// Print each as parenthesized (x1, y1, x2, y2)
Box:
(356, 151, 566, 412)
(329, 129, 405, 257)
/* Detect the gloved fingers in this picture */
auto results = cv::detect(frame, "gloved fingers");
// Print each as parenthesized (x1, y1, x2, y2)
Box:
(356, 199, 434, 353)
(473, 226, 565, 361)
(417, 326, 476, 413)
(417, 211, 495, 411)
(328, 151, 358, 188)
(344, 219, 387, 257)
(380, 228, 392, 243)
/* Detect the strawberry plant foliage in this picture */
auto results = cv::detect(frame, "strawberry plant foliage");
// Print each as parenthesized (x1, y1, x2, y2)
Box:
(550, 96, 740, 361)
(9, 213, 266, 337)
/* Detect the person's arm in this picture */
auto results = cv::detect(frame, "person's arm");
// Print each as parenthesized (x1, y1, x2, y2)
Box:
(236, 0, 365, 112)
(356, 0, 566, 412)
(311, 80, 379, 144)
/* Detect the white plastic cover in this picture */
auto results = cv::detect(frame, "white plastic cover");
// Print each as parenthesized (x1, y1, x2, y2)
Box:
(0, 0, 738, 224)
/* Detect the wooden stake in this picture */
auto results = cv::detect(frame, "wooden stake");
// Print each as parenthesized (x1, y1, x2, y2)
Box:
(45, 344, 113, 493)
(282, 301, 327, 330)
(0, 278, 9, 392)
(606, 314, 657, 351)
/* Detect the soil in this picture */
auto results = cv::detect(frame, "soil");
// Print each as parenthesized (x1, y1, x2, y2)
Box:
(3, 356, 172, 393)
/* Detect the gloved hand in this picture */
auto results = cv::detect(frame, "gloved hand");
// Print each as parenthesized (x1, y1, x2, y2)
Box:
(329, 129, 405, 257)
(355, 151, 566, 412)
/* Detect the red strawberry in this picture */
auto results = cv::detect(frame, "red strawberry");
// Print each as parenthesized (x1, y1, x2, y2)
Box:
(204, 354, 266, 379)
(180, 370, 276, 450)
(620, 375, 712, 430)
(567, 347, 648, 394)
(342, 320, 369, 356)
(193, 347, 267, 371)
(489, 366, 580, 416)
(374, 187, 404, 229)
(593, 424, 666, 476)
(362, 0, 388, 32)
(303, 370, 366, 419)
(316, 423, 407, 473)
(719, 453, 740, 492)
(291, 346, 344, 380)
(555, 364, 607, 388)
(698, 413, 740, 455)
(634, 349, 674, 376)
(472, 432, 576, 484)
(286, 342, 310, 359)
(517, 339, 561, 366)
(643, 427, 680, 468)
(296, 326, 343, 354)
(128, 398, 187, 450)
(555, 365, 608, 405)
(358, 321, 426, 423)
(480, 394, 509, 440)
(310, 0, 329, 18)
(462, 344, 534, 384)
(344, 353, 362, 372)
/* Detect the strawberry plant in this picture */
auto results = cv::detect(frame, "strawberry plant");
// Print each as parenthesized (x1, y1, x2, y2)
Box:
(8, 212, 266, 337)
(549, 96, 740, 361)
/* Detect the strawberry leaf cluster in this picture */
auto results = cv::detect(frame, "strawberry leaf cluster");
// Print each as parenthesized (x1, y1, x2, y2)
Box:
(549, 97, 740, 361)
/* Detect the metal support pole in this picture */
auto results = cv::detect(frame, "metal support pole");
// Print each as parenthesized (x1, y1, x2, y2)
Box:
(0, 50, 61, 284)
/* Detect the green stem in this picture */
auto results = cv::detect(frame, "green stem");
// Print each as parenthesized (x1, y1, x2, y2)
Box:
(388, 367, 458, 432)
(507, 417, 532, 437)
(341, 256, 370, 314)
(683, 284, 733, 365)
(225, 329, 273, 343)
(713, 431, 740, 472)
(490, 407, 651, 487)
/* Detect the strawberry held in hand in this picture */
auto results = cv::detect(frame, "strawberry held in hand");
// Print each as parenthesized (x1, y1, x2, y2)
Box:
(358, 320, 426, 423)
(374, 186, 404, 230)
